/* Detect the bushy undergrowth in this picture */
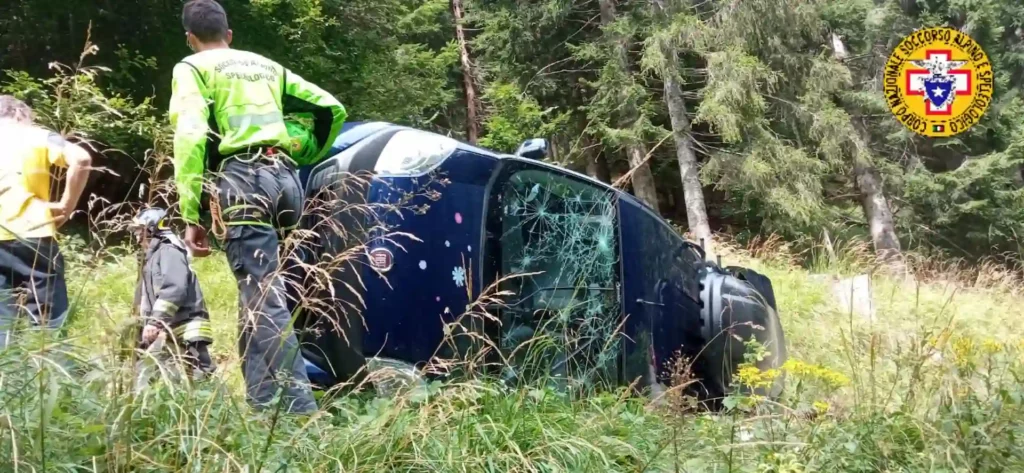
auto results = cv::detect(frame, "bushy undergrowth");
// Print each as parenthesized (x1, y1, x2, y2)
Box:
(1, 237, 1023, 472)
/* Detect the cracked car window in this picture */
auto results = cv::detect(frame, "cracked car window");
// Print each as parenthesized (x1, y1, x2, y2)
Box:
(496, 168, 622, 391)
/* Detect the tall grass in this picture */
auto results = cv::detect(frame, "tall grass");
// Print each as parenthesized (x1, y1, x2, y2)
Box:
(2, 234, 1023, 472)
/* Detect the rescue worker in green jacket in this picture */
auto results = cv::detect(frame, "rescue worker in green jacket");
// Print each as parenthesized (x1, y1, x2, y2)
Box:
(169, 0, 347, 414)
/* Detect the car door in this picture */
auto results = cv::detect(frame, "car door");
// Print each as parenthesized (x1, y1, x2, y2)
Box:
(482, 158, 624, 389)
(617, 198, 705, 390)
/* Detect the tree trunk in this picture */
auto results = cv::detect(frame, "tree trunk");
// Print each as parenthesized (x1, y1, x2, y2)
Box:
(624, 144, 662, 212)
(830, 33, 848, 61)
(650, 0, 712, 256)
(582, 134, 612, 182)
(662, 48, 714, 259)
(670, 183, 684, 218)
(452, 0, 479, 144)
(598, 0, 661, 214)
(835, 32, 906, 273)
(853, 155, 905, 272)
(585, 152, 613, 183)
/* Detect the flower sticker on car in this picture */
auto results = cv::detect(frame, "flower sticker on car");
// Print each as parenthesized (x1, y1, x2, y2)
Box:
(452, 266, 466, 287)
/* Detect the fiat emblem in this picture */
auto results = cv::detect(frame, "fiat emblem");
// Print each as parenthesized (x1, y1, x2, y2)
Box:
(368, 248, 394, 273)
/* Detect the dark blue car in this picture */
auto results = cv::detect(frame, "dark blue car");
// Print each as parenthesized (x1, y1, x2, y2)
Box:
(294, 121, 787, 403)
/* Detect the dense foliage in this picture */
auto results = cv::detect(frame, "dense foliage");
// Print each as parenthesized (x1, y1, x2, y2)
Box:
(2, 0, 1023, 264)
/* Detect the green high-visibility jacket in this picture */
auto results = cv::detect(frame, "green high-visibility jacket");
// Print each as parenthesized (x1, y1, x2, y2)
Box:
(168, 48, 347, 224)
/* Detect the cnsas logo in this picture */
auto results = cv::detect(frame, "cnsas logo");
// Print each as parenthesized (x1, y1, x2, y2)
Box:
(884, 26, 994, 138)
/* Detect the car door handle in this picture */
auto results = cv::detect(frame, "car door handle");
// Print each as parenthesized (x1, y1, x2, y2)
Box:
(635, 299, 665, 307)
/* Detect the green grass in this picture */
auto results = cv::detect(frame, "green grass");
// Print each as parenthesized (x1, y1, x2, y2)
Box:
(1, 237, 1023, 472)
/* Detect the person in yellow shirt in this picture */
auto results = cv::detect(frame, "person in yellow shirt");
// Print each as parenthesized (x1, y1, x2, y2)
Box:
(0, 95, 92, 349)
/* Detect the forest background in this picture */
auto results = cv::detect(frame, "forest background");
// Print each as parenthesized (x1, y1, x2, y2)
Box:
(4, 0, 1023, 271)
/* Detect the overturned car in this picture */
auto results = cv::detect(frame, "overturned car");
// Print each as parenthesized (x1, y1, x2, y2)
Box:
(292, 122, 787, 403)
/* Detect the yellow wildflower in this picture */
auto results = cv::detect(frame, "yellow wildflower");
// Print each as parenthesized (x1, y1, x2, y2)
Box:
(812, 401, 830, 414)
(781, 359, 850, 389)
(981, 339, 1004, 355)
(737, 365, 762, 386)
(781, 359, 812, 375)
(951, 336, 976, 369)
(736, 364, 780, 389)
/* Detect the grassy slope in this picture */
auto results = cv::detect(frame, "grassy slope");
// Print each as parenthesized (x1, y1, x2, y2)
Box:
(1, 240, 1022, 472)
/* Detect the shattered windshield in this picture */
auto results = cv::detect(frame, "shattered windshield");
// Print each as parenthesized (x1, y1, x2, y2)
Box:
(495, 167, 622, 392)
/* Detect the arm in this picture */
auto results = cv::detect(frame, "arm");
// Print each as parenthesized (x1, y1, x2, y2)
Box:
(45, 133, 92, 225)
(169, 62, 212, 225)
(282, 69, 347, 165)
(147, 247, 191, 326)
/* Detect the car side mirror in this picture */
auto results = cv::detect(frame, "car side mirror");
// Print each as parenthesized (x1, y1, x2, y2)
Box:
(515, 138, 550, 161)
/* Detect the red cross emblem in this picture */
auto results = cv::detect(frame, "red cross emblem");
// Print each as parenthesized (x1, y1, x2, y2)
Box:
(905, 49, 972, 116)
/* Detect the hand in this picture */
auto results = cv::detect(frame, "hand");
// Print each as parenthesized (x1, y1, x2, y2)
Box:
(185, 225, 211, 257)
(46, 202, 71, 228)
(142, 324, 161, 345)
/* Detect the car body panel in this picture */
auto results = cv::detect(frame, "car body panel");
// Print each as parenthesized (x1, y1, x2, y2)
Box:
(298, 121, 709, 387)
(358, 150, 497, 363)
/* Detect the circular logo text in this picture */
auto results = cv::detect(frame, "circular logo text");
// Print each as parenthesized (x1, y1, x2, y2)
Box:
(884, 26, 993, 138)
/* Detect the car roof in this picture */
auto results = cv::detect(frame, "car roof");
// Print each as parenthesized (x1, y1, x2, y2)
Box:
(329, 121, 656, 213)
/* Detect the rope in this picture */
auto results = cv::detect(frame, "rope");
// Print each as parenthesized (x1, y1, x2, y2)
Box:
(207, 147, 280, 242)
(209, 186, 227, 242)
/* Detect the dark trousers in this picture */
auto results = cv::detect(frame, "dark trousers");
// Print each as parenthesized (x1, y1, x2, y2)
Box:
(185, 340, 216, 375)
(217, 156, 316, 414)
(0, 237, 69, 349)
